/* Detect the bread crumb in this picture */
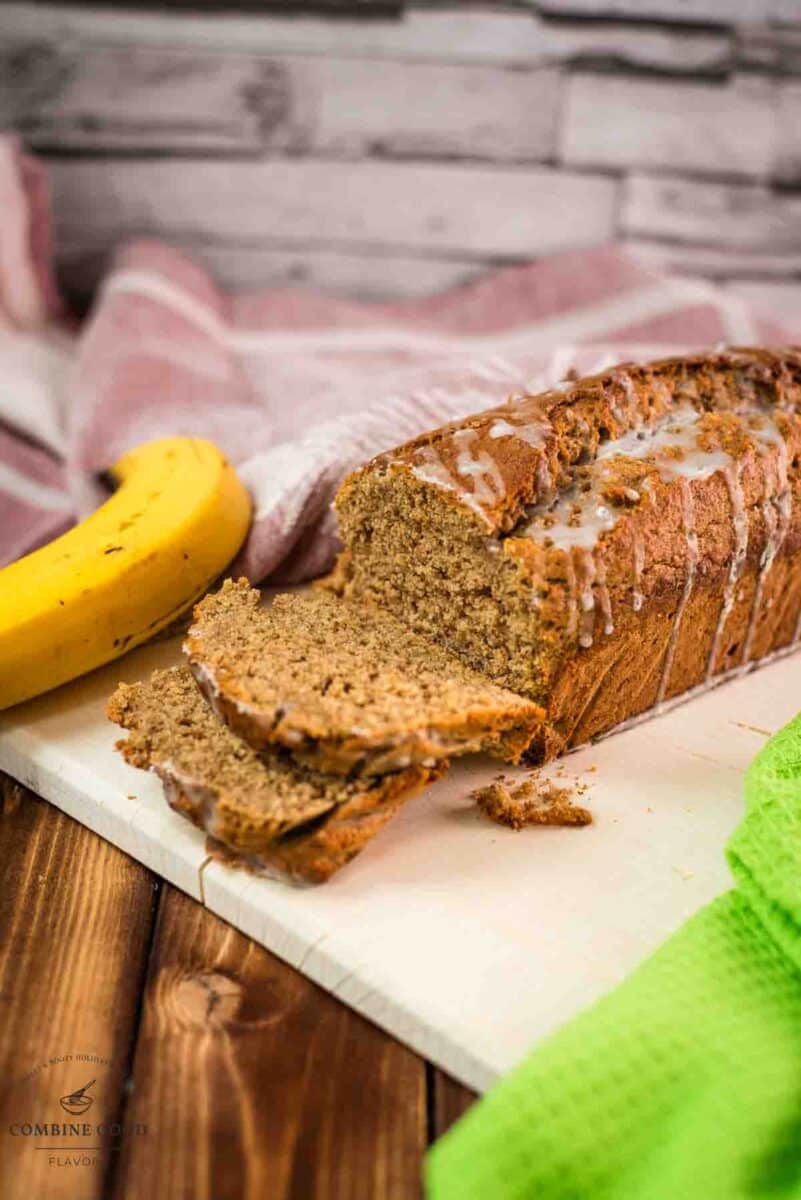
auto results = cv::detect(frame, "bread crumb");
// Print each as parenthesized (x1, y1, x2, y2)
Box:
(473, 775, 593, 831)
(673, 865, 694, 880)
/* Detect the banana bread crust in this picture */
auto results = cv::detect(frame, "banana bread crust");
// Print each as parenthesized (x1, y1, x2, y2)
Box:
(335, 347, 801, 758)
(340, 347, 801, 533)
(162, 765, 435, 886)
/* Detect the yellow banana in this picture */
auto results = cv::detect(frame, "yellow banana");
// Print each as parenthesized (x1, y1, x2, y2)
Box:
(0, 437, 251, 709)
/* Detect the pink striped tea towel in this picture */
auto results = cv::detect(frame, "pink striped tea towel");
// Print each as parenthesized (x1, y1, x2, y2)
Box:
(1, 136, 797, 582)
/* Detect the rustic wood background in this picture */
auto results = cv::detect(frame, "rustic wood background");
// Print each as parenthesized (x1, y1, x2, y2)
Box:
(1, 1, 800, 316)
(1, 773, 474, 1199)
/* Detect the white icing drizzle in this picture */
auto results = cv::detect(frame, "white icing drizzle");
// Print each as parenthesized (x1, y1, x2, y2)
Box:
(705, 459, 748, 681)
(489, 419, 517, 439)
(617, 370, 637, 402)
(409, 444, 493, 527)
(577, 550, 597, 649)
(524, 403, 729, 651)
(452, 427, 506, 511)
(742, 415, 792, 661)
(567, 638, 801, 756)
(656, 478, 698, 708)
(631, 527, 645, 613)
(595, 403, 730, 480)
(488, 411, 554, 507)
(594, 552, 614, 637)
(563, 550, 579, 641)
(536, 454, 554, 502)
(528, 491, 618, 552)
(488, 416, 550, 449)
(185, 651, 219, 699)
(609, 368, 639, 424)
(411, 410, 551, 526)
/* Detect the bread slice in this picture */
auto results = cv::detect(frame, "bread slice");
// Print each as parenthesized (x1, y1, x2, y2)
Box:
(107, 666, 443, 885)
(183, 579, 543, 775)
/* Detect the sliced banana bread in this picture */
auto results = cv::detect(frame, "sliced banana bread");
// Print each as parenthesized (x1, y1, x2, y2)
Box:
(107, 666, 443, 884)
(184, 579, 543, 775)
(334, 347, 801, 759)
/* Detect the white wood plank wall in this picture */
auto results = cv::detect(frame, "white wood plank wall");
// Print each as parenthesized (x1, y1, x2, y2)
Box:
(1, 2, 800, 316)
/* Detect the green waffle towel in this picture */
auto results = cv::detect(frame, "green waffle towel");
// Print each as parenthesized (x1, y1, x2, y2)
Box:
(427, 713, 801, 1200)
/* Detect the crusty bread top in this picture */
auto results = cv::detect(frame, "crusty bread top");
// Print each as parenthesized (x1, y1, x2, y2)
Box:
(338, 347, 801, 536)
(183, 580, 543, 772)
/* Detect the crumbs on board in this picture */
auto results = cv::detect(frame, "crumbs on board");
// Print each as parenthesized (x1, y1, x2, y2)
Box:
(473, 772, 593, 830)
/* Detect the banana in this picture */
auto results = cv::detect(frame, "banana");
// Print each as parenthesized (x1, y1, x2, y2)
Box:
(0, 437, 251, 709)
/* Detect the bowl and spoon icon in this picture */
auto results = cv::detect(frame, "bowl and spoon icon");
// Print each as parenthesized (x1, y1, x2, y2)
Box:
(59, 1079, 96, 1116)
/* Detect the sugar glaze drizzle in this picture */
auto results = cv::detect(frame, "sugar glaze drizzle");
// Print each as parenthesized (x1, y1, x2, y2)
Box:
(743, 417, 793, 661)
(705, 459, 748, 681)
(521, 399, 793, 671)
(488, 416, 551, 449)
(563, 551, 579, 641)
(409, 376, 795, 680)
(567, 637, 800, 759)
(656, 479, 698, 707)
(409, 443, 495, 526)
(452, 427, 507, 512)
(548, 397, 797, 749)
(409, 410, 551, 525)
(522, 402, 729, 649)
(631, 527, 645, 613)
(577, 551, 598, 650)
(594, 554, 614, 639)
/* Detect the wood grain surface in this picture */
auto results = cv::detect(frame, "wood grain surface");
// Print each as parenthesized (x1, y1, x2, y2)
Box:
(0, 773, 158, 1200)
(0, 779, 478, 1198)
(47, 157, 618, 261)
(0, 6, 731, 73)
(3, 46, 562, 161)
(3, 1, 800, 312)
(110, 885, 430, 1200)
(561, 74, 779, 179)
(536, 0, 798, 21)
(622, 173, 801, 250)
(431, 1070, 476, 1140)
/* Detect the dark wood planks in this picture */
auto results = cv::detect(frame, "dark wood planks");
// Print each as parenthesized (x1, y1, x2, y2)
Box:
(110, 884, 427, 1200)
(431, 1068, 476, 1140)
(0, 773, 474, 1196)
(0, 774, 158, 1200)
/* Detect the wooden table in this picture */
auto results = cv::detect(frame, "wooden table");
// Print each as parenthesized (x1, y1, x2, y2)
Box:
(0, 773, 475, 1200)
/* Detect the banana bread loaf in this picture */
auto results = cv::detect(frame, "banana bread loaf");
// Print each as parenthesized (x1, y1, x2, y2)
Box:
(184, 580, 543, 774)
(107, 666, 444, 884)
(333, 347, 801, 759)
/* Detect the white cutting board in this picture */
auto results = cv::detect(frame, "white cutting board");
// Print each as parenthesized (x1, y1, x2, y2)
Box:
(1, 638, 797, 1094)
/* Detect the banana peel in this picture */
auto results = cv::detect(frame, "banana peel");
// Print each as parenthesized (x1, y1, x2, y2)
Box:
(0, 437, 251, 710)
